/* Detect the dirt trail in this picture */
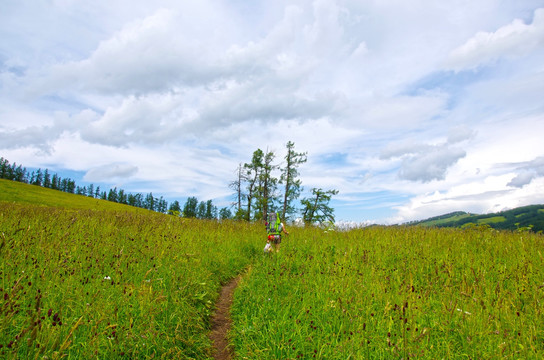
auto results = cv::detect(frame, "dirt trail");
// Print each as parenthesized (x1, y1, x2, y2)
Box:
(209, 275, 242, 360)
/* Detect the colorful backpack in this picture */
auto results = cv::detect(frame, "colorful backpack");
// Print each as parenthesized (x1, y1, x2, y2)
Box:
(266, 212, 281, 235)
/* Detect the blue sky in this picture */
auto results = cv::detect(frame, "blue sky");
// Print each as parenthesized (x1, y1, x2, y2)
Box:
(1, 0, 544, 224)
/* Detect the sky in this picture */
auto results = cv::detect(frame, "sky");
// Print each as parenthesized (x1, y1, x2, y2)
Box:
(1, 0, 544, 225)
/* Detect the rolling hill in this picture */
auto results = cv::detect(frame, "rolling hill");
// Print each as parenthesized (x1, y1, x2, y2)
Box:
(409, 204, 544, 232)
(0, 178, 151, 213)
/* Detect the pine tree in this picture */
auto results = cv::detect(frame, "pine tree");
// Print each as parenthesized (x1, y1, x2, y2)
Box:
(197, 201, 206, 219)
(229, 163, 246, 216)
(0, 158, 7, 179)
(144, 192, 155, 210)
(157, 196, 168, 213)
(219, 207, 233, 220)
(168, 200, 182, 216)
(51, 174, 59, 189)
(88, 184, 95, 198)
(14, 165, 26, 183)
(183, 197, 198, 218)
(243, 149, 264, 221)
(255, 149, 278, 221)
(108, 188, 118, 202)
(118, 189, 127, 204)
(205, 199, 217, 219)
(43, 169, 51, 188)
(33, 169, 43, 186)
(301, 188, 339, 226)
(280, 141, 307, 221)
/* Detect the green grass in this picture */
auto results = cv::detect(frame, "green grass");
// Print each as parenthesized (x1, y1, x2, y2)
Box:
(419, 213, 471, 227)
(2, 179, 544, 359)
(0, 179, 148, 213)
(477, 216, 506, 224)
(232, 226, 544, 359)
(0, 201, 262, 359)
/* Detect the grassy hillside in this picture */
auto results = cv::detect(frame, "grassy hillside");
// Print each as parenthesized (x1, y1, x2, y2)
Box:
(232, 226, 544, 359)
(2, 178, 544, 358)
(0, 178, 149, 213)
(411, 204, 544, 232)
(0, 201, 262, 359)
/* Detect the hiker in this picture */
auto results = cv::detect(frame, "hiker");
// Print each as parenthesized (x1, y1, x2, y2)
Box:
(265, 212, 289, 252)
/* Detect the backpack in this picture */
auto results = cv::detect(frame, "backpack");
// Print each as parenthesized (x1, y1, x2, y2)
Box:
(266, 212, 281, 235)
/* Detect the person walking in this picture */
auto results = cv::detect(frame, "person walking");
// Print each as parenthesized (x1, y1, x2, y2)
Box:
(265, 212, 289, 253)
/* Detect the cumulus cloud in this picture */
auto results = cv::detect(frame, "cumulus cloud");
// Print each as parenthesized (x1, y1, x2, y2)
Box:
(508, 172, 537, 188)
(84, 163, 138, 182)
(2, 1, 544, 224)
(398, 146, 466, 182)
(445, 8, 544, 71)
(0, 126, 56, 153)
(80, 93, 186, 146)
(40, 7, 229, 95)
(380, 136, 467, 183)
(507, 156, 544, 187)
(447, 125, 476, 144)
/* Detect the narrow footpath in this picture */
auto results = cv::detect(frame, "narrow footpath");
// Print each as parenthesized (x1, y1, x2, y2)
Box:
(209, 275, 242, 360)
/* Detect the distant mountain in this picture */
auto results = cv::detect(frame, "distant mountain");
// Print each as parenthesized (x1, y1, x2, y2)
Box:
(407, 204, 544, 232)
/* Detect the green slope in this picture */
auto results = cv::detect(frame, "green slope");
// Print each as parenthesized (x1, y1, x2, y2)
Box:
(411, 204, 544, 232)
(0, 178, 151, 213)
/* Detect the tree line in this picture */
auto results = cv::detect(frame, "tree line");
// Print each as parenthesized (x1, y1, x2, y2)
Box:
(0, 157, 227, 218)
(1, 142, 338, 225)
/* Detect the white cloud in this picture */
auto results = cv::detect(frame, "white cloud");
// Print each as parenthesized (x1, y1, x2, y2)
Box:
(446, 8, 544, 71)
(398, 146, 466, 182)
(84, 163, 138, 182)
(447, 125, 476, 144)
(508, 172, 537, 188)
(1, 1, 544, 224)
(80, 93, 186, 146)
(506, 156, 544, 187)
(380, 138, 467, 183)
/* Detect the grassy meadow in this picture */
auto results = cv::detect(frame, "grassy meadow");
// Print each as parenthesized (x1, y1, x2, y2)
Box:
(233, 226, 544, 359)
(1, 180, 544, 359)
(0, 191, 262, 359)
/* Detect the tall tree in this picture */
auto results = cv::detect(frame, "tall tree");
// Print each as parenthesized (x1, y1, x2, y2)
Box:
(43, 169, 51, 188)
(144, 192, 155, 210)
(118, 189, 127, 204)
(219, 207, 232, 220)
(168, 200, 182, 216)
(243, 149, 264, 221)
(108, 188, 118, 202)
(14, 165, 26, 183)
(280, 141, 307, 221)
(205, 199, 217, 219)
(183, 197, 198, 218)
(87, 184, 95, 198)
(156, 196, 168, 213)
(33, 169, 43, 186)
(0, 158, 7, 179)
(255, 149, 278, 221)
(301, 188, 339, 226)
(51, 173, 59, 189)
(229, 163, 245, 215)
(197, 201, 206, 219)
